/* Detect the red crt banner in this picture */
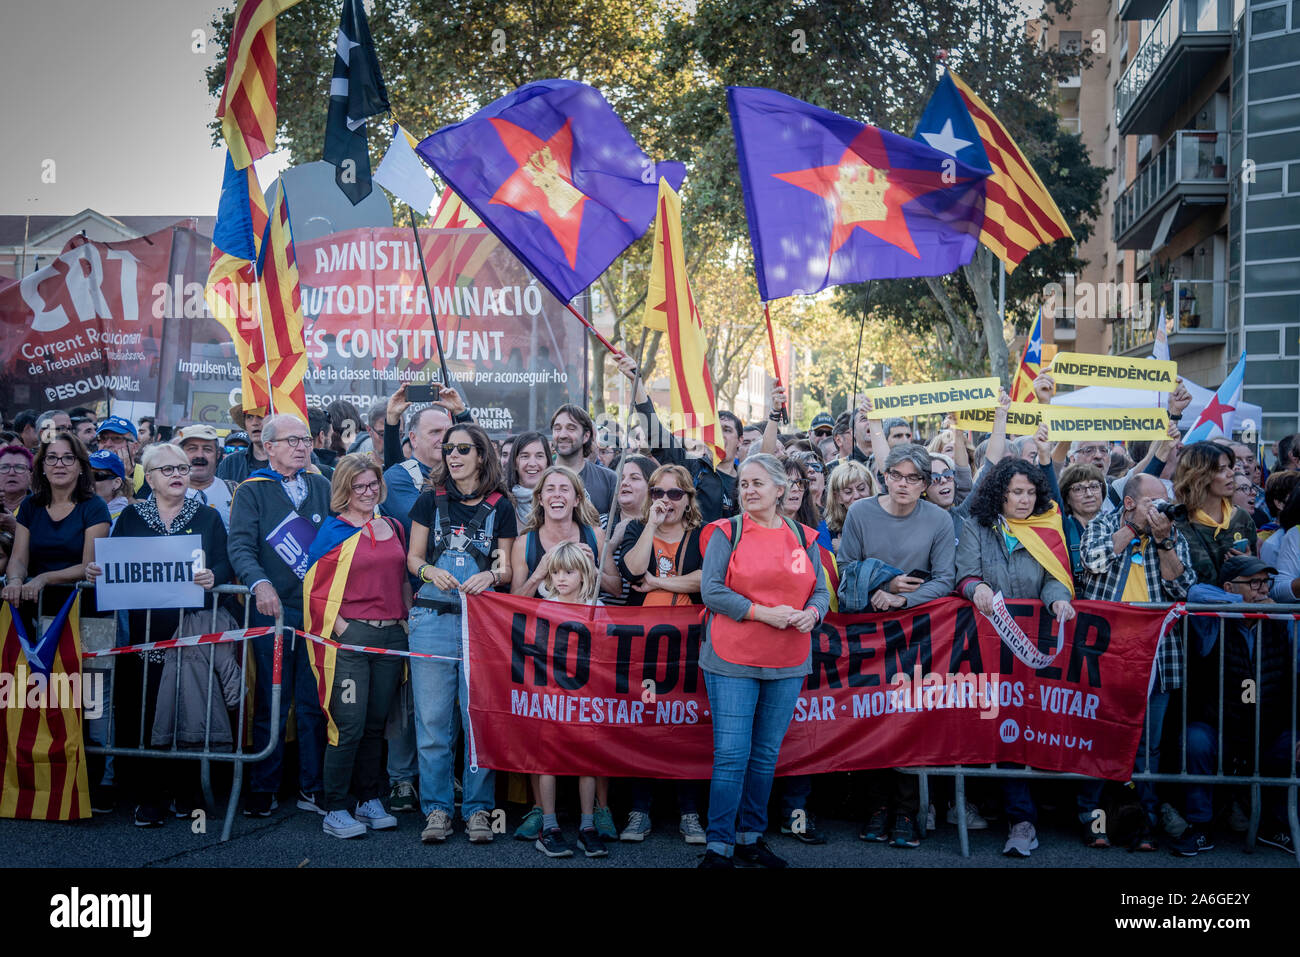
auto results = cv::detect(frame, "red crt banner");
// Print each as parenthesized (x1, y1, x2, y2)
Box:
(464, 593, 1167, 781)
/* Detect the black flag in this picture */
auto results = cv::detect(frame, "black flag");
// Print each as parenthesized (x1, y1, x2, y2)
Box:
(324, 0, 390, 204)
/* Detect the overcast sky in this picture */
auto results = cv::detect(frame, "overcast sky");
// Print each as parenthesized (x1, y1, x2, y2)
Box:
(0, 1, 287, 218)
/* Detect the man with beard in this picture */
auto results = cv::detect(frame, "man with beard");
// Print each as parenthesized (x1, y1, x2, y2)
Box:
(551, 402, 617, 521)
(218, 406, 271, 483)
(177, 424, 236, 527)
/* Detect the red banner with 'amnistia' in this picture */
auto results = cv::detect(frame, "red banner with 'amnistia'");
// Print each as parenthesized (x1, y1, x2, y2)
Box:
(465, 594, 1167, 781)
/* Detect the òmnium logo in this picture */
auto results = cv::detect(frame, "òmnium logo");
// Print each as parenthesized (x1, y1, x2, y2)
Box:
(49, 887, 151, 937)
(999, 719, 1020, 743)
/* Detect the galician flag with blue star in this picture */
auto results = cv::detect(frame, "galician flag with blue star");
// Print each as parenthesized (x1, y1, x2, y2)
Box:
(727, 86, 989, 301)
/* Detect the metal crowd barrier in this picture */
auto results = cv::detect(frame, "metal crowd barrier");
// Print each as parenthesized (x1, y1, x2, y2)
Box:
(45, 582, 284, 843)
(907, 602, 1300, 865)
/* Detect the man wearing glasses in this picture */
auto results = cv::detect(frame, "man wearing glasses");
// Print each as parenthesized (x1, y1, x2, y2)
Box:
(836, 443, 956, 848)
(227, 413, 331, 819)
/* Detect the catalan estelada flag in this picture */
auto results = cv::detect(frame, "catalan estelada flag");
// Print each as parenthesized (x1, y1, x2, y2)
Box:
(216, 0, 304, 169)
(431, 188, 484, 229)
(641, 180, 725, 467)
(256, 179, 309, 422)
(303, 517, 368, 746)
(1010, 306, 1043, 403)
(206, 151, 272, 414)
(918, 71, 1073, 272)
(0, 594, 91, 820)
(1003, 504, 1075, 597)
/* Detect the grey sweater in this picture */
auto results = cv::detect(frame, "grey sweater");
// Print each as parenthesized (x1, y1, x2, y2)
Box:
(699, 520, 830, 679)
(955, 516, 1072, 608)
(836, 496, 956, 606)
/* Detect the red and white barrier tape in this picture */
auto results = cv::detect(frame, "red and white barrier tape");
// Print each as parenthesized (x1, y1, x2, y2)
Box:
(81, 626, 273, 658)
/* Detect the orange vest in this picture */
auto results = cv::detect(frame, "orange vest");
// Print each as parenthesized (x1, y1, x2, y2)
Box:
(702, 514, 818, 669)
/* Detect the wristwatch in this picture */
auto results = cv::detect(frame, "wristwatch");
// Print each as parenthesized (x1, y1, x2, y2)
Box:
(1157, 536, 1177, 551)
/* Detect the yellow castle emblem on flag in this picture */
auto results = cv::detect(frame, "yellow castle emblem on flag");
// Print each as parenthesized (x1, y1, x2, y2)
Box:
(836, 163, 889, 223)
(525, 145, 584, 217)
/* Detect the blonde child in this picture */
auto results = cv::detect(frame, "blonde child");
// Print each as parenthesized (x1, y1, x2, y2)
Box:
(532, 542, 608, 858)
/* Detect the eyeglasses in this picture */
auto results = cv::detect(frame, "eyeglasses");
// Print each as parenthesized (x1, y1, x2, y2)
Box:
(649, 487, 687, 501)
(1069, 482, 1103, 495)
(1077, 445, 1109, 456)
(148, 464, 191, 477)
(886, 468, 925, 485)
(930, 470, 955, 484)
(268, 435, 311, 448)
(0, 463, 31, 474)
(1231, 577, 1271, 590)
(44, 454, 78, 467)
(788, 479, 807, 491)
(351, 481, 380, 495)
(441, 442, 476, 457)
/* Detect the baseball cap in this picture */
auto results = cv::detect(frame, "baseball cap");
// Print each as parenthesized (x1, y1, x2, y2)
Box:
(88, 450, 126, 480)
(175, 424, 220, 444)
(96, 415, 138, 440)
(1219, 554, 1277, 586)
(811, 413, 835, 434)
(224, 430, 251, 449)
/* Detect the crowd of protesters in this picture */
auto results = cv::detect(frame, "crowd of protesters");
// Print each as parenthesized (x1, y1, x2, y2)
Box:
(2, 366, 1299, 867)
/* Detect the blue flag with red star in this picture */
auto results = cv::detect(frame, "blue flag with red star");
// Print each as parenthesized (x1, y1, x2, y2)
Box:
(727, 86, 989, 301)
(417, 79, 685, 303)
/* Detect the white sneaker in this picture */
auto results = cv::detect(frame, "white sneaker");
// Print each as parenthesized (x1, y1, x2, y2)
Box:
(1003, 821, 1038, 858)
(946, 801, 989, 830)
(323, 809, 366, 839)
(925, 803, 936, 831)
(620, 810, 652, 841)
(679, 812, 706, 844)
(355, 798, 398, 831)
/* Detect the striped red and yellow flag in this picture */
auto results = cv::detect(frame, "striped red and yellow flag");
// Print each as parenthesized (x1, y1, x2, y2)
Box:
(948, 71, 1073, 272)
(303, 520, 365, 747)
(216, 0, 304, 169)
(205, 160, 272, 414)
(431, 187, 484, 229)
(1009, 306, 1044, 403)
(642, 179, 725, 467)
(257, 180, 309, 422)
(0, 595, 91, 821)
(1004, 504, 1075, 597)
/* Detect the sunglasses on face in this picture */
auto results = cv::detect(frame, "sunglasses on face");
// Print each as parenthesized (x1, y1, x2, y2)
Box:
(649, 487, 687, 501)
(441, 442, 476, 457)
(801, 461, 825, 473)
(93, 471, 117, 483)
(930, 470, 955, 484)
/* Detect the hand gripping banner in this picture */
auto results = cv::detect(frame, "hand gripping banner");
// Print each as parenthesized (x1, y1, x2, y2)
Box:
(464, 593, 1169, 781)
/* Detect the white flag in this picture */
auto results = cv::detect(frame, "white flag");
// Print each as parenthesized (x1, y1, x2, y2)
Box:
(373, 124, 437, 214)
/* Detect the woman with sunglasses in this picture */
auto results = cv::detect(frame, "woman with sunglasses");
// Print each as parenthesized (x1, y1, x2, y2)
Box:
(615, 463, 708, 844)
(85, 442, 230, 826)
(89, 450, 131, 528)
(406, 424, 516, 846)
(303, 454, 410, 839)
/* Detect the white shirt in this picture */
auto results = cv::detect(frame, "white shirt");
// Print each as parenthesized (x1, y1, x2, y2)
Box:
(187, 478, 233, 528)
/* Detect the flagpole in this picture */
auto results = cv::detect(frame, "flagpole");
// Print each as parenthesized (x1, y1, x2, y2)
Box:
(762, 302, 788, 425)
(564, 300, 624, 357)
(849, 281, 874, 416)
(407, 207, 454, 388)
(250, 196, 275, 417)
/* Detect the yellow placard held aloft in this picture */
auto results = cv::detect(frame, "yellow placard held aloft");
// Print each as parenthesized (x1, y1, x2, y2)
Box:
(1041, 406, 1170, 441)
(1049, 352, 1178, 392)
(864, 377, 1000, 418)
(954, 402, 1043, 436)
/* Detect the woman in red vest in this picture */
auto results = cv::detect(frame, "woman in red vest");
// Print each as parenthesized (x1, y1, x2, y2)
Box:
(696, 453, 829, 869)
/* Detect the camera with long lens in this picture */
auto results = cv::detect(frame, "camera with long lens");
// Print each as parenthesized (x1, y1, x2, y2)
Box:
(1152, 499, 1186, 521)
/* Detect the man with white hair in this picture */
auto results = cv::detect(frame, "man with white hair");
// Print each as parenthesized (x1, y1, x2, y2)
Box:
(227, 412, 332, 818)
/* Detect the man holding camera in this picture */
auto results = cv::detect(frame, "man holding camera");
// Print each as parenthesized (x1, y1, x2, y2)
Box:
(1076, 473, 1198, 848)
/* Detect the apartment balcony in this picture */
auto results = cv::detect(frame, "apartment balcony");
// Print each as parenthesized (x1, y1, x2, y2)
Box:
(1115, 0, 1233, 135)
(1059, 116, 1081, 135)
(1110, 279, 1228, 357)
(1113, 130, 1229, 249)
(1058, 72, 1081, 103)
(1120, 0, 1170, 20)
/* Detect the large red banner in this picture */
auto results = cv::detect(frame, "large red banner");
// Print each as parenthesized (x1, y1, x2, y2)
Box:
(465, 593, 1167, 781)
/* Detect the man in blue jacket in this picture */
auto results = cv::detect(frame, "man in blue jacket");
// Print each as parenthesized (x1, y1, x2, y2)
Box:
(227, 412, 332, 818)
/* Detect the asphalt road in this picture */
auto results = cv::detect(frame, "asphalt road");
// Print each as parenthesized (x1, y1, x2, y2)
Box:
(2, 800, 1291, 869)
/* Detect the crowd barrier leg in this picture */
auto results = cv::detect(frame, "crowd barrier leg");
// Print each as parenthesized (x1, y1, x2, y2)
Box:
(953, 770, 970, 858)
(917, 772, 929, 837)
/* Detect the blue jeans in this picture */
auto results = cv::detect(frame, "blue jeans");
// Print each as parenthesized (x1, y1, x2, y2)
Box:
(407, 603, 495, 819)
(778, 774, 813, 817)
(1077, 690, 1169, 821)
(1000, 767, 1037, 826)
(248, 605, 325, 796)
(1185, 723, 1296, 825)
(703, 671, 804, 856)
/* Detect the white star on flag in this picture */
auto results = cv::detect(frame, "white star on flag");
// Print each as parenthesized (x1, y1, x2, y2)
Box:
(921, 119, 972, 157)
